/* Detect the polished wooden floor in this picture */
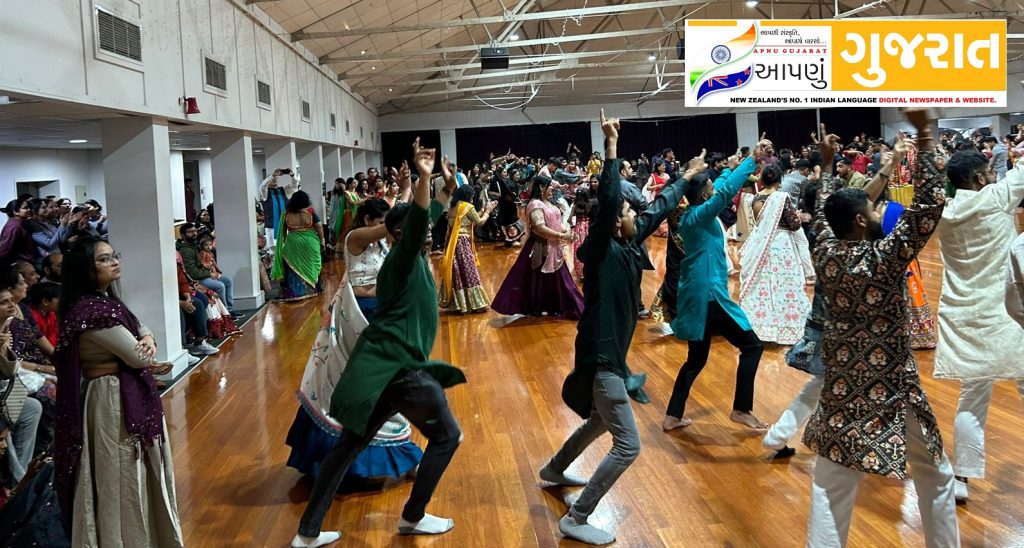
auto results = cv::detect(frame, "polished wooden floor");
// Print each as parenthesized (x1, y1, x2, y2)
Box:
(164, 234, 1024, 547)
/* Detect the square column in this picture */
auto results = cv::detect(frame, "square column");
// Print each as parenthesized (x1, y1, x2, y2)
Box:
(353, 150, 367, 174)
(440, 129, 458, 167)
(589, 121, 603, 159)
(991, 115, 1012, 139)
(101, 117, 189, 377)
(323, 146, 343, 185)
(340, 148, 355, 178)
(210, 131, 264, 310)
(735, 112, 759, 150)
(297, 143, 325, 220)
(264, 140, 297, 184)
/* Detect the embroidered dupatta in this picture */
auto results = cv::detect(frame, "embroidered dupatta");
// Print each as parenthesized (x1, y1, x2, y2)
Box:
(440, 202, 478, 302)
(53, 295, 164, 530)
(738, 191, 788, 302)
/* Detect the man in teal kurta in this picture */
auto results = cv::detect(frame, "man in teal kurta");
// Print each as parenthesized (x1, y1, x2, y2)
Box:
(293, 140, 466, 547)
(663, 141, 769, 432)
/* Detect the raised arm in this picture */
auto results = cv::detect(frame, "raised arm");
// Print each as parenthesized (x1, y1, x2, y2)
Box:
(581, 110, 624, 260)
(346, 224, 390, 255)
(635, 150, 705, 243)
(994, 156, 1024, 213)
(876, 109, 946, 271)
(682, 152, 758, 229)
(860, 140, 900, 203)
(389, 138, 436, 279)
(259, 173, 276, 201)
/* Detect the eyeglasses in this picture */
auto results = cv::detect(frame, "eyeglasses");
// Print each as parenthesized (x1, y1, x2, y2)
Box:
(94, 253, 121, 266)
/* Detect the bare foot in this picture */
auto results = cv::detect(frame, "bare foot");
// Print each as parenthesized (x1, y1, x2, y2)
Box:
(662, 415, 692, 431)
(730, 410, 768, 430)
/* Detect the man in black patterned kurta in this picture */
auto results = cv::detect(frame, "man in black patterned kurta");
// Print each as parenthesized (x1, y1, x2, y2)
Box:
(802, 110, 960, 547)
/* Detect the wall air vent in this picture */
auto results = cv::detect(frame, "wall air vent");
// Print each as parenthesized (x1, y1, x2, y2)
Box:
(97, 9, 142, 62)
(257, 80, 272, 107)
(205, 58, 227, 91)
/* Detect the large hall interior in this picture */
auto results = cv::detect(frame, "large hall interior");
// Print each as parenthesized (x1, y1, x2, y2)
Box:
(0, 0, 1023, 546)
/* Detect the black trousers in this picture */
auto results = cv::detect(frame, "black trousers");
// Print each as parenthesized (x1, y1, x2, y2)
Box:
(431, 212, 449, 251)
(659, 241, 684, 320)
(666, 300, 763, 418)
(298, 369, 462, 536)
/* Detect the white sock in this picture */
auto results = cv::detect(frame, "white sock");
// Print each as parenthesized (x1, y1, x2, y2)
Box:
(398, 513, 454, 535)
(290, 531, 340, 547)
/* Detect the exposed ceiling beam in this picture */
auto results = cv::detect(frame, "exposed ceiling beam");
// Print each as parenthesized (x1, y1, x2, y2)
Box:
(859, 7, 1024, 17)
(383, 72, 687, 100)
(340, 48, 679, 79)
(354, 60, 684, 89)
(294, 0, 704, 41)
(320, 28, 673, 64)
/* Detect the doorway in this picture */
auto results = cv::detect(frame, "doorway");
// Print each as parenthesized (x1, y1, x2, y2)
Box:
(16, 180, 60, 199)
(183, 161, 201, 222)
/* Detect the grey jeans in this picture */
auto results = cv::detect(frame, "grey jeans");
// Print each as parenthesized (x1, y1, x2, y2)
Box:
(9, 396, 42, 480)
(549, 370, 641, 521)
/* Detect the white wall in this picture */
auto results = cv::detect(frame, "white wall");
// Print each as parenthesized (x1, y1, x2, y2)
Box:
(0, 0, 379, 153)
(0, 148, 104, 203)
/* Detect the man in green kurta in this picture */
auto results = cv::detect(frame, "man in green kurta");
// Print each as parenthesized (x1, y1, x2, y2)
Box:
(293, 139, 466, 548)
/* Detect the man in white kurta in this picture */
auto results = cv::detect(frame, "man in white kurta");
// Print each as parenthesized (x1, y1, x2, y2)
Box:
(935, 151, 1024, 502)
(1007, 232, 1024, 328)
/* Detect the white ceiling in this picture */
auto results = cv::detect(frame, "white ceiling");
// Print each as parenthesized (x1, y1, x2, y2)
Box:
(259, 0, 1024, 114)
(0, 98, 280, 152)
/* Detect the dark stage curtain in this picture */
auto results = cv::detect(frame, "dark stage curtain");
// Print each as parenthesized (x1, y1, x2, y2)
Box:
(618, 113, 738, 161)
(758, 109, 818, 153)
(819, 107, 882, 143)
(455, 122, 590, 169)
(382, 130, 441, 171)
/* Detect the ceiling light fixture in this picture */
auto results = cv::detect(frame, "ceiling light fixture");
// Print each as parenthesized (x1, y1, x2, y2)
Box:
(388, 88, 393, 92)
(510, 33, 520, 41)
(746, 0, 758, 6)
(371, 66, 376, 70)
(648, 53, 657, 61)
(68, 139, 88, 144)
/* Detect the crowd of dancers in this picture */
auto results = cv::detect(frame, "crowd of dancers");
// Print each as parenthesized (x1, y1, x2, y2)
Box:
(288, 107, 1024, 548)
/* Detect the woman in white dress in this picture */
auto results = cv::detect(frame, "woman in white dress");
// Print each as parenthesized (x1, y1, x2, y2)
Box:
(738, 165, 811, 345)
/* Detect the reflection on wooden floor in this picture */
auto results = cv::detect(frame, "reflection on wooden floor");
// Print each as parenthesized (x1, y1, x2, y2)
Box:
(164, 235, 1024, 547)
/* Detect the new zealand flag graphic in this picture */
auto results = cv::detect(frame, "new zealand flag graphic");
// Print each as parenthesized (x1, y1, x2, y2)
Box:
(695, 67, 752, 103)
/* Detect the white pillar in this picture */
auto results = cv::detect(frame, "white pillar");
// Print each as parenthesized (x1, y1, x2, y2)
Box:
(736, 112, 759, 150)
(297, 143, 325, 220)
(340, 148, 355, 178)
(323, 147, 342, 184)
(210, 131, 264, 310)
(354, 150, 367, 174)
(991, 114, 1012, 139)
(439, 129, 458, 167)
(101, 117, 189, 377)
(169, 151, 186, 221)
(264, 140, 297, 184)
(589, 121, 604, 159)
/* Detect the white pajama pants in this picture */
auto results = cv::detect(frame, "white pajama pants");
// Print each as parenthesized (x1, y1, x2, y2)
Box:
(807, 412, 960, 548)
(953, 379, 1024, 478)
(792, 226, 814, 279)
(764, 375, 824, 451)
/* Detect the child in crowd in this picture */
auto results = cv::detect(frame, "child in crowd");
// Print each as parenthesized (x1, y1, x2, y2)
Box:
(196, 238, 242, 339)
